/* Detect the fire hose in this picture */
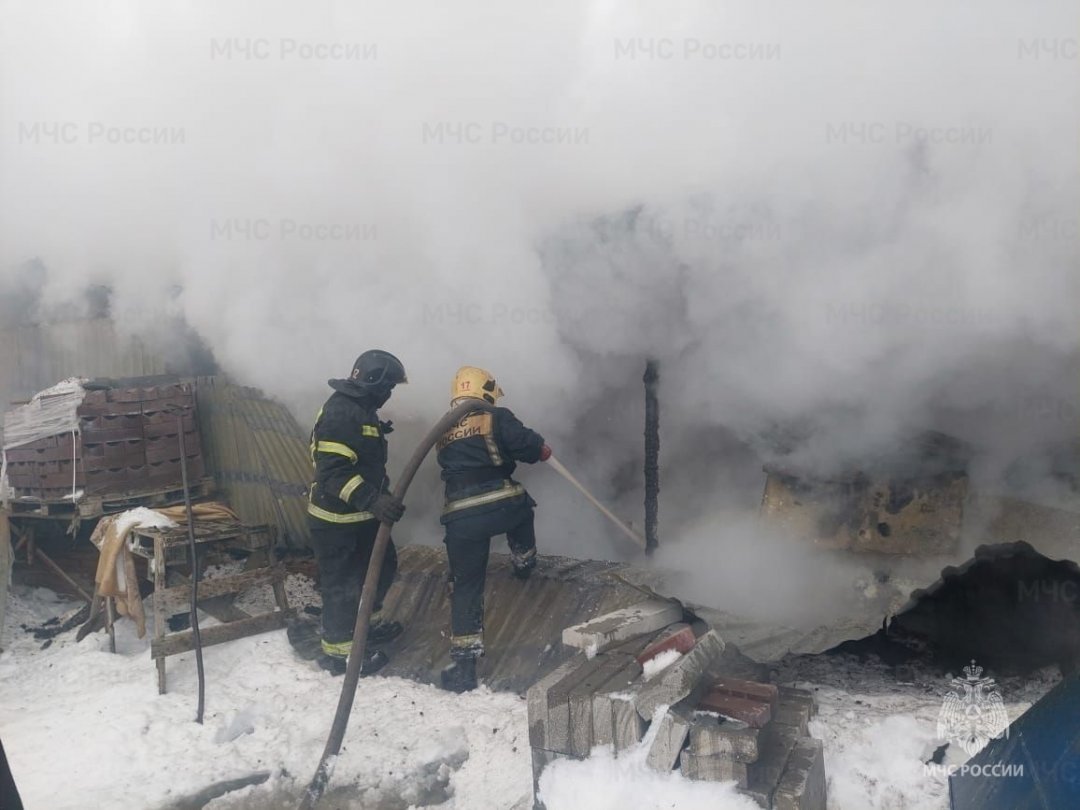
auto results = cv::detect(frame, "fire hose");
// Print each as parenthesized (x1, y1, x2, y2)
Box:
(299, 402, 645, 807)
(298, 399, 494, 809)
(172, 406, 206, 725)
(545, 455, 645, 551)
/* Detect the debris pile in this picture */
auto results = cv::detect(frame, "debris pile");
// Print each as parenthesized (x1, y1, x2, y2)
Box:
(527, 602, 826, 809)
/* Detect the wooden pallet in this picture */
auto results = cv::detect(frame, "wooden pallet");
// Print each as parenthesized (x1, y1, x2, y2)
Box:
(5, 477, 216, 521)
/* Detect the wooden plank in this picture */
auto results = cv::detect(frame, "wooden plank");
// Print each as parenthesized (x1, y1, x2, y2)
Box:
(153, 536, 168, 694)
(33, 547, 93, 603)
(151, 609, 290, 658)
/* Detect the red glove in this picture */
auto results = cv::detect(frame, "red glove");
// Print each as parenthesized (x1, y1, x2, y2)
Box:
(539, 444, 552, 462)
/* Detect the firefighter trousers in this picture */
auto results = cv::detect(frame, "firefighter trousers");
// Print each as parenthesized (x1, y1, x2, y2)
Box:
(443, 499, 536, 658)
(309, 518, 398, 655)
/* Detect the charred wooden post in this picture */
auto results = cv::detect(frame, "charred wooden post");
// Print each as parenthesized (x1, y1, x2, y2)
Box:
(644, 359, 660, 556)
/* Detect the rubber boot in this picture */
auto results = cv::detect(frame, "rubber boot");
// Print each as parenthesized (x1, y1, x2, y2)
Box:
(316, 649, 389, 677)
(510, 548, 536, 581)
(368, 618, 404, 645)
(440, 656, 478, 693)
(317, 653, 347, 676)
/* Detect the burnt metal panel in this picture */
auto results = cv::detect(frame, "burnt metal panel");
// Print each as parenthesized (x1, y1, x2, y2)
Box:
(761, 470, 968, 554)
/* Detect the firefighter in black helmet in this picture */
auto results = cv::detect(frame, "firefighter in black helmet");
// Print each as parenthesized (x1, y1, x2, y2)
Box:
(436, 366, 550, 692)
(308, 349, 408, 676)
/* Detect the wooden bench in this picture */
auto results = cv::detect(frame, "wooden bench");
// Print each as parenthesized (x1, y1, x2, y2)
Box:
(128, 520, 292, 693)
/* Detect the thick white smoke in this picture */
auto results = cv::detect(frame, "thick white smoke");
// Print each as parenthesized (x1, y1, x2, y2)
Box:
(1, 2, 1077, 619)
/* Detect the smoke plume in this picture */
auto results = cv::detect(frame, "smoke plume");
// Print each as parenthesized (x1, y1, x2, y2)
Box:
(1, 1, 1077, 622)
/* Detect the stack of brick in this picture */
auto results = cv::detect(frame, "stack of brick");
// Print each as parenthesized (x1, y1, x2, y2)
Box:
(4, 382, 204, 499)
(682, 681, 825, 809)
(525, 600, 826, 810)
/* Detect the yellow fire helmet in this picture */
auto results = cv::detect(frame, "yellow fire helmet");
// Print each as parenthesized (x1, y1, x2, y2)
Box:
(451, 366, 505, 405)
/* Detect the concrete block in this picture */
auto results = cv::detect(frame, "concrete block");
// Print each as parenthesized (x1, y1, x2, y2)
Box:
(773, 687, 817, 734)
(774, 701, 811, 735)
(530, 748, 575, 810)
(591, 659, 642, 747)
(645, 704, 693, 773)
(636, 629, 725, 720)
(680, 750, 749, 787)
(689, 714, 760, 762)
(778, 686, 818, 716)
(562, 599, 683, 655)
(568, 653, 635, 757)
(526, 654, 587, 750)
(612, 691, 647, 753)
(635, 623, 696, 666)
(545, 655, 612, 754)
(774, 738, 826, 810)
(698, 690, 773, 729)
(745, 722, 801, 808)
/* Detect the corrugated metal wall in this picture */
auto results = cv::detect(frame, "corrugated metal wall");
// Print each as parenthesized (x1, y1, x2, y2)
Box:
(0, 320, 164, 408)
(196, 377, 312, 552)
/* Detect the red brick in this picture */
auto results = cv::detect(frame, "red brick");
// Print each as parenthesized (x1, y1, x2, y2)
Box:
(635, 623, 697, 666)
(698, 691, 773, 728)
(710, 677, 779, 709)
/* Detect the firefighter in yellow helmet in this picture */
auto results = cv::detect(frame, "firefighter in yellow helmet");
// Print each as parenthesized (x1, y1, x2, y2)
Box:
(436, 366, 551, 692)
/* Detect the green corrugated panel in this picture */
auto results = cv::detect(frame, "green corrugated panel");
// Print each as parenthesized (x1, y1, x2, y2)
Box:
(192, 376, 312, 553)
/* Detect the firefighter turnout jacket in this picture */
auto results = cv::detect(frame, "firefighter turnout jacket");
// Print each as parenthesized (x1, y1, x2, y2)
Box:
(437, 406, 545, 522)
(308, 391, 390, 523)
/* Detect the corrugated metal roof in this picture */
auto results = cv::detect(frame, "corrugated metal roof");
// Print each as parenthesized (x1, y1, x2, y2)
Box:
(195, 376, 311, 552)
(371, 545, 674, 693)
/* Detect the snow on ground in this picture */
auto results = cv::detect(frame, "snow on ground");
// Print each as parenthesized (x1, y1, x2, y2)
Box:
(0, 581, 1064, 810)
(0, 582, 531, 810)
(773, 652, 1062, 810)
(539, 708, 760, 810)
